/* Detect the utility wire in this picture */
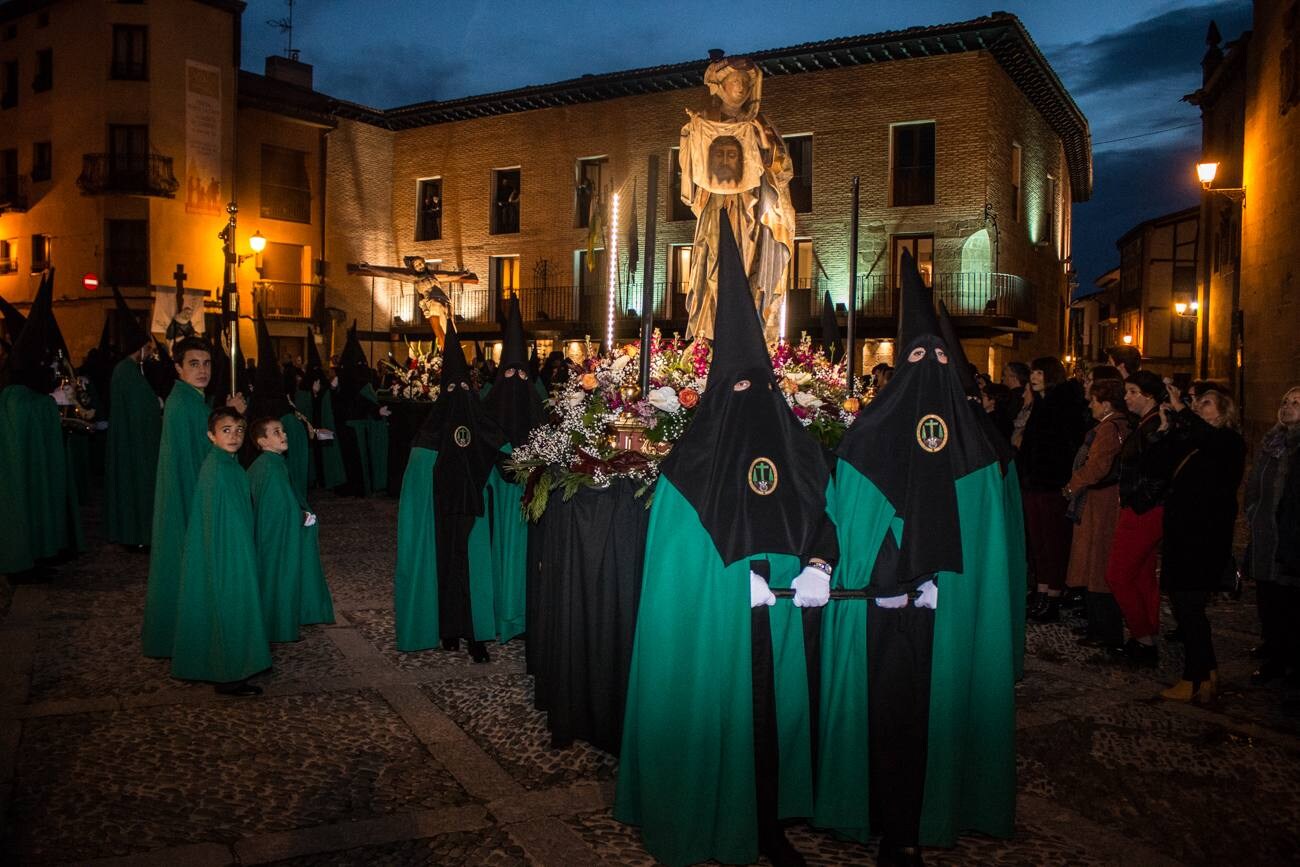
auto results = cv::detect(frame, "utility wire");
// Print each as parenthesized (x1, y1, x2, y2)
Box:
(1094, 121, 1200, 146)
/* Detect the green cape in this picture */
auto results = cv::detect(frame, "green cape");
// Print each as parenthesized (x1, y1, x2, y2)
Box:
(280, 412, 310, 505)
(0, 385, 74, 573)
(248, 450, 333, 642)
(813, 460, 1017, 846)
(105, 357, 162, 546)
(614, 477, 817, 867)
(345, 384, 389, 495)
(487, 459, 527, 642)
(296, 388, 346, 490)
(142, 382, 211, 657)
(171, 447, 272, 682)
(393, 446, 497, 651)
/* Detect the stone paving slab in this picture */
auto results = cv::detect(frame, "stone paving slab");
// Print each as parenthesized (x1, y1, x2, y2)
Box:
(421, 674, 617, 792)
(258, 825, 530, 866)
(1017, 697, 1300, 866)
(2, 688, 472, 865)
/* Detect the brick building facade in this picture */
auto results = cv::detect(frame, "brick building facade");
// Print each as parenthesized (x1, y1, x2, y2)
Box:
(1, 7, 1090, 377)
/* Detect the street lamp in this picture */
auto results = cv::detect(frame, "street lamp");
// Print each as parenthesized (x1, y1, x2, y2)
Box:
(1121, 334, 1134, 345)
(1174, 300, 1199, 317)
(1196, 161, 1246, 202)
(238, 230, 266, 266)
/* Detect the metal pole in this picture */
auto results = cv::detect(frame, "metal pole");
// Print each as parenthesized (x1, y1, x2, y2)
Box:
(639, 155, 660, 396)
(224, 201, 239, 394)
(369, 275, 376, 366)
(846, 176, 860, 395)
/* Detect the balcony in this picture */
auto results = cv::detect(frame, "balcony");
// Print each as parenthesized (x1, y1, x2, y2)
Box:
(254, 281, 319, 320)
(0, 174, 28, 212)
(77, 153, 179, 198)
(848, 272, 1036, 334)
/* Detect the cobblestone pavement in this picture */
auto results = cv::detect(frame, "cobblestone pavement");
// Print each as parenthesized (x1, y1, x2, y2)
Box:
(3, 491, 1299, 866)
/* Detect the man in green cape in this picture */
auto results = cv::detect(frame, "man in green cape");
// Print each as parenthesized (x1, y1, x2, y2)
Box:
(142, 336, 245, 657)
(247, 416, 334, 642)
(296, 328, 346, 491)
(0, 271, 79, 578)
(171, 408, 271, 695)
(813, 252, 1017, 865)
(335, 322, 390, 496)
(616, 216, 836, 867)
(105, 286, 162, 549)
(249, 308, 311, 502)
(394, 322, 506, 661)
(481, 296, 544, 642)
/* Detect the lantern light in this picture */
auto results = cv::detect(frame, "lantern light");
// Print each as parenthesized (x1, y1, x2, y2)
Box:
(1121, 334, 1134, 345)
(248, 230, 267, 255)
(1174, 301, 1188, 316)
(1196, 162, 1218, 188)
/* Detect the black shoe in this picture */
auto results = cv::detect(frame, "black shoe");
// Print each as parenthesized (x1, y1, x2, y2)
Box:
(441, 637, 460, 652)
(758, 828, 807, 867)
(1063, 588, 1086, 609)
(1124, 639, 1159, 669)
(1165, 627, 1184, 643)
(878, 839, 926, 867)
(214, 680, 262, 697)
(1250, 660, 1289, 686)
(469, 641, 491, 664)
(1028, 597, 1061, 624)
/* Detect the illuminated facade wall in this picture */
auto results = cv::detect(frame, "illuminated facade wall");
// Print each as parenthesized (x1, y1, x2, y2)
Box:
(0, 0, 240, 361)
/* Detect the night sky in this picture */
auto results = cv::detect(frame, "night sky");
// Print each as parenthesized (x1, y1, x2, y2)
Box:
(238, 0, 1254, 295)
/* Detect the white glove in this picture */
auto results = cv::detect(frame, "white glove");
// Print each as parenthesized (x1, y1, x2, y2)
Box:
(791, 566, 831, 608)
(378, 405, 392, 417)
(303, 512, 317, 527)
(915, 579, 938, 610)
(749, 571, 776, 608)
(874, 594, 909, 609)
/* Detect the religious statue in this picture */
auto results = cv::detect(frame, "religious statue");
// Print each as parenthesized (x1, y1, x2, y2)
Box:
(679, 56, 796, 341)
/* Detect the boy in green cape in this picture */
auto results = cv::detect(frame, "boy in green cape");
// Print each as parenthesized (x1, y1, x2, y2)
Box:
(813, 253, 1017, 865)
(171, 408, 270, 696)
(105, 286, 162, 549)
(249, 308, 312, 504)
(616, 216, 836, 867)
(394, 322, 506, 661)
(248, 416, 334, 642)
(142, 336, 245, 657)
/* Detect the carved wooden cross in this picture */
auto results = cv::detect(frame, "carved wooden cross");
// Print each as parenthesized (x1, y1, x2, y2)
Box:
(172, 264, 187, 309)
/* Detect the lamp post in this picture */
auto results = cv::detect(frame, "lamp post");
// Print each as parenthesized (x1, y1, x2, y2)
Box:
(219, 204, 269, 393)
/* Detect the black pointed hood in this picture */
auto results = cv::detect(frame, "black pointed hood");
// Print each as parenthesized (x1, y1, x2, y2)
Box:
(335, 321, 372, 418)
(111, 285, 152, 355)
(499, 296, 528, 371)
(0, 294, 26, 345)
(897, 249, 940, 350)
(413, 320, 505, 516)
(837, 249, 995, 595)
(4, 270, 63, 391)
(660, 212, 831, 567)
(249, 306, 292, 419)
(820, 291, 842, 362)
(484, 295, 544, 447)
(301, 326, 325, 390)
(207, 331, 232, 402)
(143, 337, 176, 399)
(937, 299, 1014, 472)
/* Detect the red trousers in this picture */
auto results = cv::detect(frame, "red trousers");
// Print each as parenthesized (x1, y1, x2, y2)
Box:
(1104, 506, 1164, 640)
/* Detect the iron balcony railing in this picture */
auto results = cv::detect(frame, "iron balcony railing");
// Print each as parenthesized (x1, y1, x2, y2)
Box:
(77, 153, 179, 198)
(853, 272, 1036, 323)
(254, 281, 319, 320)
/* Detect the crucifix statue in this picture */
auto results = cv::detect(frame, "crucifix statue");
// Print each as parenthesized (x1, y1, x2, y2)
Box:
(165, 263, 197, 344)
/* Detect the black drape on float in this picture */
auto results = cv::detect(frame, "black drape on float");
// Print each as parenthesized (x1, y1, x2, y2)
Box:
(528, 478, 649, 755)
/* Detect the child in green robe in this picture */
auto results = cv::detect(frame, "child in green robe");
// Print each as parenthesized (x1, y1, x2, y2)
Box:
(248, 417, 334, 643)
(171, 408, 271, 696)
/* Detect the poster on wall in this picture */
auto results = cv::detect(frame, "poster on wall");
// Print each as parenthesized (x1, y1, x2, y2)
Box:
(151, 288, 208, 336)
(185, 60, 223, 215)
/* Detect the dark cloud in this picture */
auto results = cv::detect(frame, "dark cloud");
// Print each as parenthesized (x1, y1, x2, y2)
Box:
(1073, 138, 1202, 287)
(1046, 0, 1252, 97)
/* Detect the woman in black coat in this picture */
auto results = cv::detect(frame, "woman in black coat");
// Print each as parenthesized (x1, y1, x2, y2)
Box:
(1019, 356, 1090, 621)
(1159, 388, 1246, 703)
